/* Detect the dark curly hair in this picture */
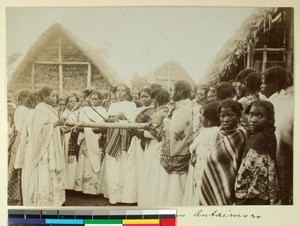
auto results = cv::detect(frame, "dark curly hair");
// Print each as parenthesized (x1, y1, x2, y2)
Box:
(155, 88, 170, 106)
(262, 66, 292, 91)
(216, 82, 236, 101)
(245, 100, 275, 127)
(112, 83, 132, 101)
(174, 80, 192, 99)
(203, 101, 220, 126)
(38, 87, 53, 101)
(218, 99, 243, 118)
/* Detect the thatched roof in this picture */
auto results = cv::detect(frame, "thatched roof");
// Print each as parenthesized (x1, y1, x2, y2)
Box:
(144, 60, 197, 86)
(8, 23, 123, 89)
(203, 7, 281, 85)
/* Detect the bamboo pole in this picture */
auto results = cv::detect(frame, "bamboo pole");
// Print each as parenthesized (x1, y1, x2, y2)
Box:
(262, 45, 267, 71)
(87, 63, 92, 87)
(254, 48, 286, 52)
(34, 61, 90, 65)
(65, 121, 152, 129)
(250, 42, 255, 68)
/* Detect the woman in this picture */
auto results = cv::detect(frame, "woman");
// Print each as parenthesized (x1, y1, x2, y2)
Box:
(157, 80, 193, 206)
(100, 83, 137, 204)
(28, 87, 66, 206)
(192, 85, 209, 134)
(8, 101, 17, 140)
(235, 69, 262, 122)
(260, 66, 294, 204)
(14, 92, 40, 206)
(199, 99, 247, 205)
(183, 101, 220, 205)
(8, 89, 30, 205)
(75, 91, 108, 195)
(235, 100, 280, 205)
(61, 94, 80, 190)
(122, 87, 156, 204)
(139, 88, 170, 206)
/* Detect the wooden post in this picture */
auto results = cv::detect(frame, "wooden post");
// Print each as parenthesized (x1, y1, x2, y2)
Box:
(286, 8, 294, 74)
(246, 45, 251, 68)
(58, 35, 63, 94)
(87, 63, 92, 87)
(31, 63, 35, 89)
(262, 45, 267, 71)
(59, 65, 63, 94)
(250, 43, 256, 68)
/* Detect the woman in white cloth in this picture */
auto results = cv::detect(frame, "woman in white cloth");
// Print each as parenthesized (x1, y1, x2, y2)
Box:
(138, 88, 170, 206)
(28, 87, 66, 206)
(157, 80, 193, 206)
(100, 83, 137, 204)
(60, 94, 80, 190)
(14, 92, 40, 206)
(8, 89, 30, 205)
(260, 66, 294, 204)
(122, 87, 156, 203)
(75, 91, 109, 195)
(183, 101, 220, 205)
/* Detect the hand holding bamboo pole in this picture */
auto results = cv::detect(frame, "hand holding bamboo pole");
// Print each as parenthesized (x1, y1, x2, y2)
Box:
(65, 121, 153, 130)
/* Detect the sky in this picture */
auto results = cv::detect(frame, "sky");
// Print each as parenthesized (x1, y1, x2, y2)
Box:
(6, 7, 255, 86)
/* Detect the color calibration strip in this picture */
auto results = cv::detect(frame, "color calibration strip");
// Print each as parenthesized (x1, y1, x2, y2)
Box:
(8, 209, 176, 226)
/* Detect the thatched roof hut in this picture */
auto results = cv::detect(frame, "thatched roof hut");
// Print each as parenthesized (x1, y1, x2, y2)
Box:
(8, 23, 123, 94)
(144, 60, 197, 89)
(203, 7, 293, 85)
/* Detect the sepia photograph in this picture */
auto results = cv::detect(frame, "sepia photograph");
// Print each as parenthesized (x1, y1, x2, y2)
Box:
(6, 6, 294, 209)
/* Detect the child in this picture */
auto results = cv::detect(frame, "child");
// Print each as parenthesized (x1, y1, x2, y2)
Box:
(235, 100, 280, 205)
(183, 101, 220, 205)
(199, 99, 247, 205)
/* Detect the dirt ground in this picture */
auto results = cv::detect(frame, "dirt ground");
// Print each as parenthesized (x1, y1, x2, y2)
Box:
(65, 190, 138, 207)
(8, 190, 138, 207)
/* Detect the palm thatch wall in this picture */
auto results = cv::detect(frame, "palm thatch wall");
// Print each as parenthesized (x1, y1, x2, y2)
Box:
(144, 60, 197, 89)
(203, 7, 293, 85)
(8, 23, 123, 95)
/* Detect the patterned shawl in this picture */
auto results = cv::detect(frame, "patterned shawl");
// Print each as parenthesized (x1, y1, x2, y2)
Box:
(160, 99, 193, 174)
(79, 106, 108, 173)
(235, 127, 280, 204)
(105, 101, 137, 158)
(134, 106, 156, 150)
(30, 103, 63, 171)
(61, 109, 80, 163)
(199, 127, 247, 205)
(148, 105, 170, 141)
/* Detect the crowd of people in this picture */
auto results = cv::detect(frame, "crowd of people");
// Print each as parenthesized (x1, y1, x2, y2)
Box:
(7, 66, 293, 206)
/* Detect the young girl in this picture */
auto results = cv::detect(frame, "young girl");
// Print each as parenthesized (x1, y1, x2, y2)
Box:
(199, 99, 247, 205)
(235, 100, 280, 205)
